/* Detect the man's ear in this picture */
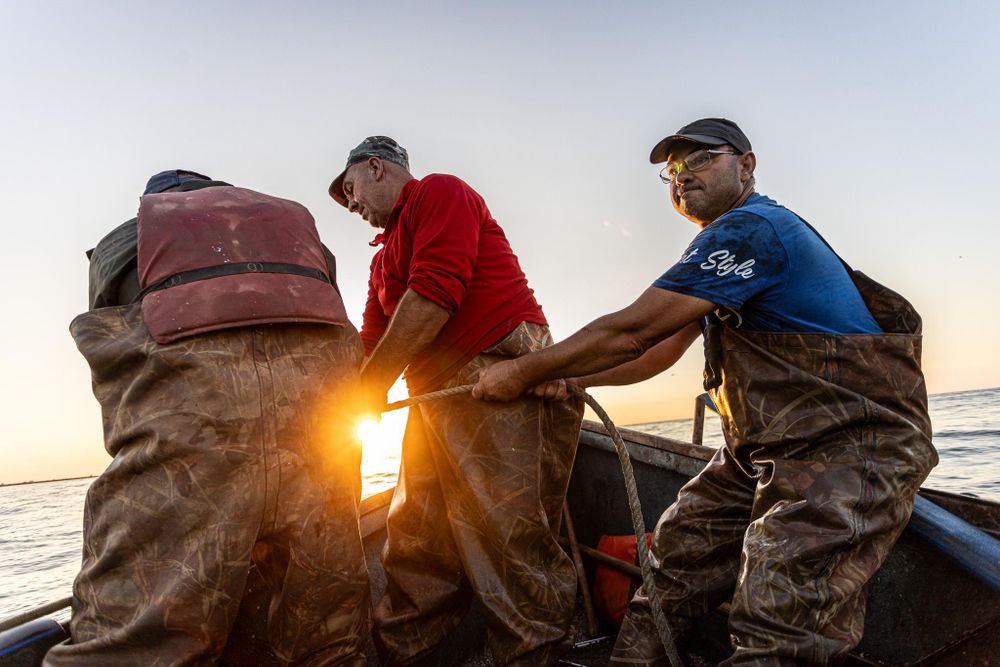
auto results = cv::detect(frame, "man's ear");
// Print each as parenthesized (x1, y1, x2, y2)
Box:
(739, 151, 757, 183)
(368, 157, 385, 181)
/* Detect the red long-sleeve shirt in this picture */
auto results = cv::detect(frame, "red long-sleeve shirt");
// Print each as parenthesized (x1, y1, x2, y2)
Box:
(361, 174, 546, 392)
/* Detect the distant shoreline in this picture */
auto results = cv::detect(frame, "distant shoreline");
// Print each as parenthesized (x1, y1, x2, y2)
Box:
(0, 475, 97, 488)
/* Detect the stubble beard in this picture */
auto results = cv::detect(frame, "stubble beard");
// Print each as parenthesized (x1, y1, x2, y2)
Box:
(679, 190, 731, 226)
(677, 176, 744, 226)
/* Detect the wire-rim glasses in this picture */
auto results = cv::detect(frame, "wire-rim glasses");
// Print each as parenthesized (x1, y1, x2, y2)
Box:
(659, 149, 736, 184)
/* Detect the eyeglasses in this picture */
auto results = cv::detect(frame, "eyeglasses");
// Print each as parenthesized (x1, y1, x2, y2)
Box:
(659, 149, 736, 184)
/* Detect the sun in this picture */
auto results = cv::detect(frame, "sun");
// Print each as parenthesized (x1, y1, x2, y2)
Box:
(356, 411, 407, 461)
(353, 380, 410, 495)
(356, 410, 407, 497)
(356, 418, 385, 449)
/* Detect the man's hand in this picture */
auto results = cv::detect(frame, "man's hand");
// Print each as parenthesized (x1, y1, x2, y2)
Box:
(527, 379, 576, 401)
(358, 288, 452, 418)
(472, 358, 531, 402)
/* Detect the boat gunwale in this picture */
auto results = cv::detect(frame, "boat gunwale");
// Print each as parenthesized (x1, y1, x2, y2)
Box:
(567, 419, 1000, 525)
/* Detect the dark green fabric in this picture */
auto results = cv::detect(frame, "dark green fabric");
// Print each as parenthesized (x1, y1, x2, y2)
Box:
(87, 216, 139, 310)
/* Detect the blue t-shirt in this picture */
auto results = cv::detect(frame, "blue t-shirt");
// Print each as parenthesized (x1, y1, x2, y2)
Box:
(653, 194, 882, 334)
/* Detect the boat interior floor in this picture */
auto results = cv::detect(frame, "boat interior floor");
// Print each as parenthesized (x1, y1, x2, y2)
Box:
(358, 587, 727, 667)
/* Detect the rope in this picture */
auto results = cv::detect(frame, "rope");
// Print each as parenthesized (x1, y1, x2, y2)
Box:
(566, 385, 683, 667)
(382, 383, 682, 667)
(383, 384, 474, 412)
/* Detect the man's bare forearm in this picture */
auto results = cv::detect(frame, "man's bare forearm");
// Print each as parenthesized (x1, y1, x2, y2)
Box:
(514, 290, 714, 387)
(513, 316, 658, 387)
(361, 288, 451, 392)
(575, 322, 702, 388)
(472, 288, 716, 402)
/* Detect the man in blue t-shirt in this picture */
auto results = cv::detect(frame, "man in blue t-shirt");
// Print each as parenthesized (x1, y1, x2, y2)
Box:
(655, 192, 882, 334)
(473, 118, 935, 666)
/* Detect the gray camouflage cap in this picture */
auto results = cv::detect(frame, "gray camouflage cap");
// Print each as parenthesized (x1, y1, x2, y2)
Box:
(328, 136, 410, 207)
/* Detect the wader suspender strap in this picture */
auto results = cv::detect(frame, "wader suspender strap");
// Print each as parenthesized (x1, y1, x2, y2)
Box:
(795, 216, 858, 275)
(133, 261, 333, 303)
(701, 316, 724, 391)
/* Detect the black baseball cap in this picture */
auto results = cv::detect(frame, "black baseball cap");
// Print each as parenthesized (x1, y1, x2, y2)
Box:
(649, 118, 752, 164)
(329, 136, 410, 207)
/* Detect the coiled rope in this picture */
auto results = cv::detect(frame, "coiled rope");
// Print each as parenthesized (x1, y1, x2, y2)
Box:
(384, 383, 682, 667)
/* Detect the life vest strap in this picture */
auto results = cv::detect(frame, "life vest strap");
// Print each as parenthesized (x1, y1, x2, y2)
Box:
(135, 261, 330, 303)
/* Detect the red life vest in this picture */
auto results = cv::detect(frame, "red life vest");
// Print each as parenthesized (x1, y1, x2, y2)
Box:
(137, 186, 349, 343)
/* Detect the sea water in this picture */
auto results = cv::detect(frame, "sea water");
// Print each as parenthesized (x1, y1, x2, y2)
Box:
(1, 387, 997, 621)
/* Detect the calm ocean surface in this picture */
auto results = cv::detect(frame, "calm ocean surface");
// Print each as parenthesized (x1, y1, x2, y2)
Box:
(2, 386, 998, 621)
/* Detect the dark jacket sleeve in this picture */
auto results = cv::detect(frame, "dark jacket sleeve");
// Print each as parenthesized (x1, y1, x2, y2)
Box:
(87, 218, 139, 310)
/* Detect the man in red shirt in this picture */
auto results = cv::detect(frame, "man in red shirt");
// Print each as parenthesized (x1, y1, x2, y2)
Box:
(329, 136, 584, 666)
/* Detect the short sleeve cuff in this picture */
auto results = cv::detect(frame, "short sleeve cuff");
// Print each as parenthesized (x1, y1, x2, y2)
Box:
(651, 279, 739, 311)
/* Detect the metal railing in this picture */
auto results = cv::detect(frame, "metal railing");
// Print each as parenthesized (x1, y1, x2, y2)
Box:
(691, 392, 718, 446)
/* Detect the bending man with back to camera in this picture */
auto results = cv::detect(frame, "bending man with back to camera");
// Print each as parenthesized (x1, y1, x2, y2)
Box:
(46, 170, 370, 666)
(473, 119, 937, 665)
(329, 137, 584, 666)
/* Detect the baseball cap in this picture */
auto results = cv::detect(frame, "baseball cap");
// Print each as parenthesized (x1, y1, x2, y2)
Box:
(649, 118, 752, 164)
(328, 136, 410, 207)
(143, 169, 212, 195)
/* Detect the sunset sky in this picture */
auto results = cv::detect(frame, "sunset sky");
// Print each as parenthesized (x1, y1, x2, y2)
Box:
(1, 2, 998, 484)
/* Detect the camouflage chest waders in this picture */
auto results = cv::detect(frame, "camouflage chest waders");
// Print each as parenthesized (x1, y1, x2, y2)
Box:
(44, 305, 371, 667)
(612, 272, 937, 667)
(373, 322, 585, 666)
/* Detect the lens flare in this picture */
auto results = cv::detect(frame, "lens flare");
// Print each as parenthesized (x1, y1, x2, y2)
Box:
(356, 418, 381, 447)
(355, 415, 406, 459)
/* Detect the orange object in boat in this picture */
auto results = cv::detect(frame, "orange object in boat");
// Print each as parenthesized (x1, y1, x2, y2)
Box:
(592, 533, 651, 627)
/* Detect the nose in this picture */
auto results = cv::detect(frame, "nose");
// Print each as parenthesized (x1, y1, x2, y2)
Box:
(347, 197, 359, 213)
